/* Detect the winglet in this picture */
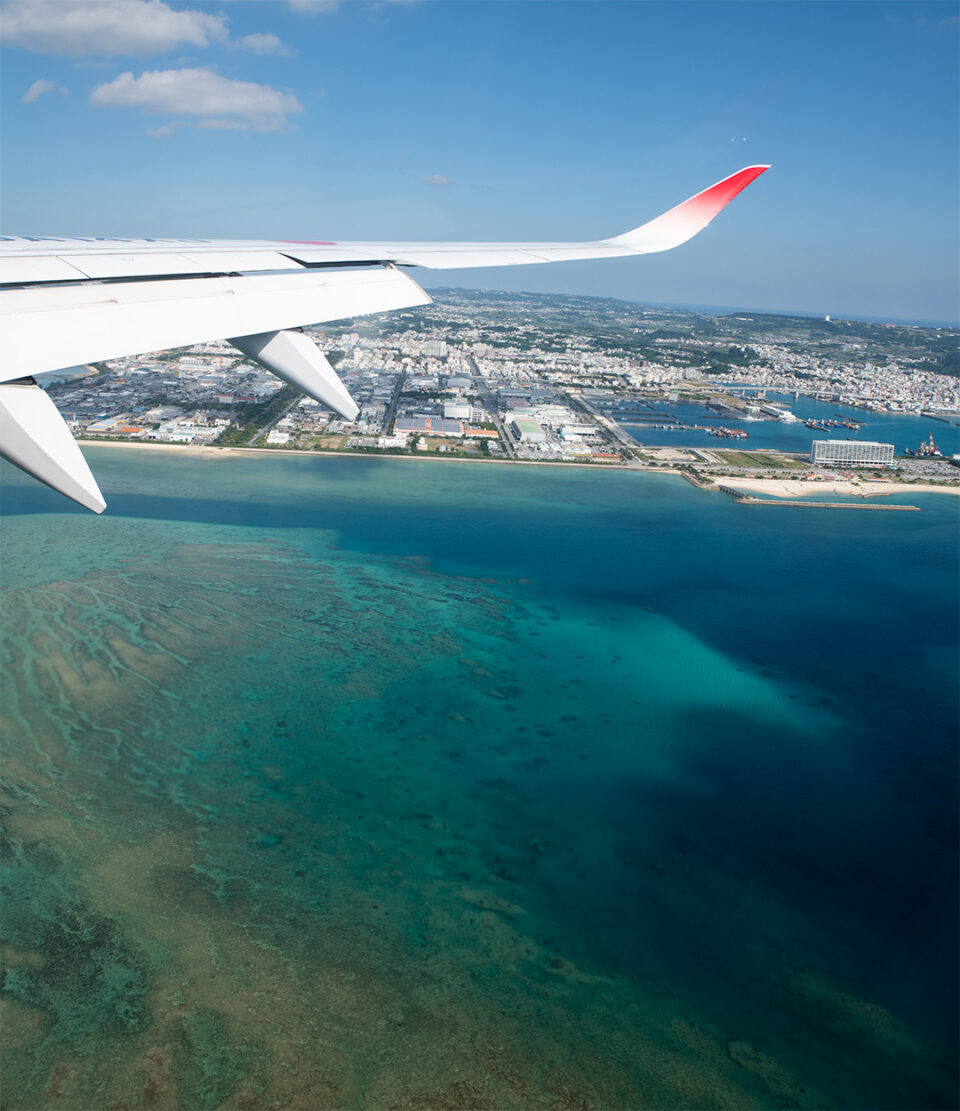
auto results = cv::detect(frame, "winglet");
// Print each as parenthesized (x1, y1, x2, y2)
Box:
(0, 380, 106, 512)
(605, 165, 770, 254)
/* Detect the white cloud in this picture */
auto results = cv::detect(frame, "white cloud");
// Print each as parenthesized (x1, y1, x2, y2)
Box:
(22, 78, 67, 103)
(90, 67, 303, 131)
(234, 32, 296, 57)
(424, 174, 451, 187)
(0, 0, 228, 57)
(147, 122, 176, 137)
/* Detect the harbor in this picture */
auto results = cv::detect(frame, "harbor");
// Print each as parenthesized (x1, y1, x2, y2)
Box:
(619, 392, 960, 455)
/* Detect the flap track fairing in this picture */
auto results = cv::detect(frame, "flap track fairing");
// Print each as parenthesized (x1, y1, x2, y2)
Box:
(0, 380, 106, 513)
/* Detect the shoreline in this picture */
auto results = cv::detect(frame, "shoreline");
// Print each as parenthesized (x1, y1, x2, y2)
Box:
(75, 440, 960, 497)
(77, 439, 673, 474)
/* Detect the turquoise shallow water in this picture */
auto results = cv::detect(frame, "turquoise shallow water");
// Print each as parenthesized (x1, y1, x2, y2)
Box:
(1, 448, 957, 1109)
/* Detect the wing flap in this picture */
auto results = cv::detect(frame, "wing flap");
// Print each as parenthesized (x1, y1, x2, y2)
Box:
(179, 250, 304, 273)
(58, 249, 307, 280)
(67, 252, 206, 279)
(280, 247, 394, 265)
(0, 256, 89, 284)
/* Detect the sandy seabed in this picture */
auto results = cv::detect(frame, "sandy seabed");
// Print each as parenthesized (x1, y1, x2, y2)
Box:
(3, 452, 957, 1110)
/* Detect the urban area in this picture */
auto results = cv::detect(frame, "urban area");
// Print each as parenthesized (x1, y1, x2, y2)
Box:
(47, 288, 960, 499)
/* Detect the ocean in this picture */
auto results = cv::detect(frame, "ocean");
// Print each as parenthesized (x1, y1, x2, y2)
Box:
(1, 447, 957, 1110)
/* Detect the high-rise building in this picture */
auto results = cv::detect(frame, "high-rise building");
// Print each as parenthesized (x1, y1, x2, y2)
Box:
(811, 440, 895, 466)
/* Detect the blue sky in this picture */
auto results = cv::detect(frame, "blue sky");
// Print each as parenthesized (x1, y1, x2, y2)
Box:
(1, 0, 957, 323)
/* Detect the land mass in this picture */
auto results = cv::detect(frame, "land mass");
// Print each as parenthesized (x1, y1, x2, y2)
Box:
(51, 289, 960, 502)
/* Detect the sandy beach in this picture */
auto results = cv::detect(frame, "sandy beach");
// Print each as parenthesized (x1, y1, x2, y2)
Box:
(76, 438, 646, 471)
(716, 477, 960, 499)
(78, 439, 247, 459)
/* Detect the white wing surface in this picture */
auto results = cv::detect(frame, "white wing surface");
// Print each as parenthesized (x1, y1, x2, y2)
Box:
(0, 165, 768, 511)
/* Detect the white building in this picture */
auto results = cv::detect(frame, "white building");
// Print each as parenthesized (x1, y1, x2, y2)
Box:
(811, 440, 895, 466)
(512, 418, 546, 444)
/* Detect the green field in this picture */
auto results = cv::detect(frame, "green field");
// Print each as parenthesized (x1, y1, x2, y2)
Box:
(712, 450, 805, 469)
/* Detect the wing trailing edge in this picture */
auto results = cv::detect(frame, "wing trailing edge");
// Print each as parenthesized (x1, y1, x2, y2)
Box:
(0, 266, 431, 384)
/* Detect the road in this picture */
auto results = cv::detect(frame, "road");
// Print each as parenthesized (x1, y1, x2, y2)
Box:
(248, 394, 302, 447)
(381, 369, 407, 435)
(469, 356, 516, 458)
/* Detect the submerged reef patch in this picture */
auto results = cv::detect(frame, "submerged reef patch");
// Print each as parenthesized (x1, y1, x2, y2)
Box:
(1, 458, 957, 1108)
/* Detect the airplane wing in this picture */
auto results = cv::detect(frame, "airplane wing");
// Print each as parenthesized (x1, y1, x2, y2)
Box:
(0, 165, 768, 512)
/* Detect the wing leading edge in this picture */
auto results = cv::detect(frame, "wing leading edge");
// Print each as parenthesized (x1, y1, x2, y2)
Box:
(0, 166, 769, 511)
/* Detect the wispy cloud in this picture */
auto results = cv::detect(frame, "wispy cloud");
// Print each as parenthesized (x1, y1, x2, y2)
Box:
(885, 11, 960, 30)
(234, 32, 296, 57)
(423, 174, 452, 187)
(288, 0, 418, 13)
(22, 78, 67, 103)
(287, 0, 340, 12)
(90, 67, 303, 131)
(0, 0, 228, 56)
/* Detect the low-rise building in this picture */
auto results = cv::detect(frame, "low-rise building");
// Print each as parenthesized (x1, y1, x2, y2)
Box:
(395, 416, 464, 437)
(512, 418, 546, 444)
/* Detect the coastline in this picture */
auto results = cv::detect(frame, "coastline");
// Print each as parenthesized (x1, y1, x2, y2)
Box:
(75, 441, 960, 497)
(77, 439, 676, 474)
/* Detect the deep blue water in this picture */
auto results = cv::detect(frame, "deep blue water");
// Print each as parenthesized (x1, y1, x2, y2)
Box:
(1, 449, 957, 1109)
(624, 392, 960, 454)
